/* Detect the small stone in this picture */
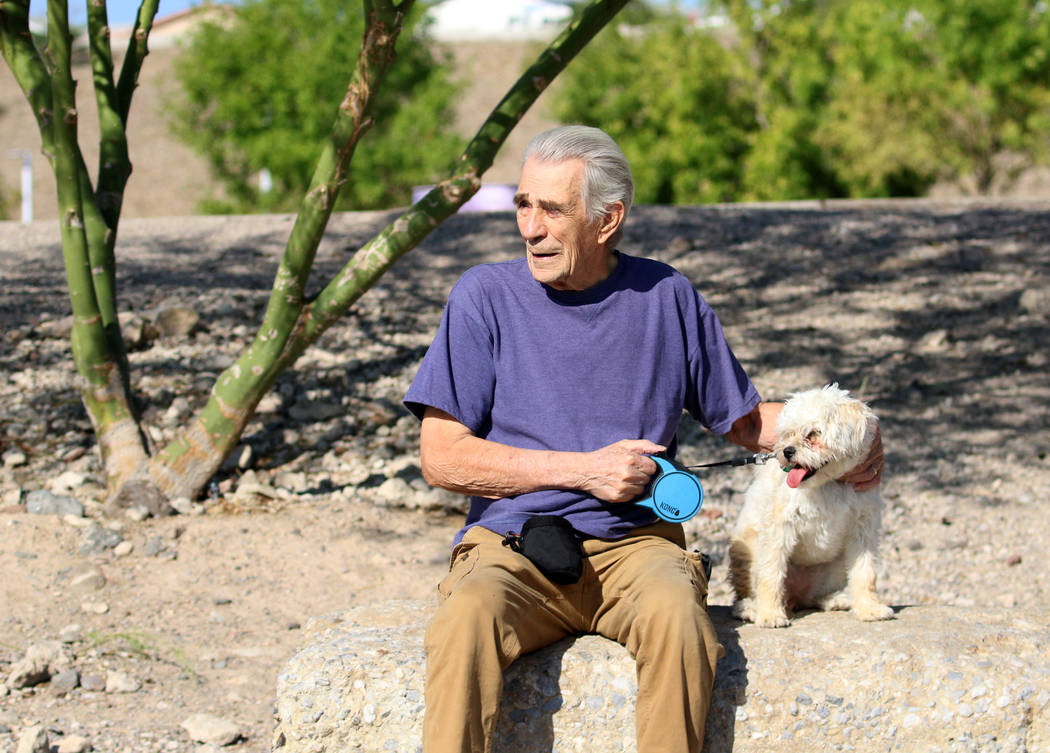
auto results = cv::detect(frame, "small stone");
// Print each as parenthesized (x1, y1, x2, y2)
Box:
(53, 734, 91, 753)
(170, 497, 204, 515)
(79, 674, 106, 692)
(26, 490, 84, 517)
(80, 601, 109, 615)
(6, 641, 71, 689)
(79, 526, 123, 555)
(49, 668, 80, 696)
(234, 470, 277, 499)
(58, 446, 87, 462)
(1019, 286, 1050, 316)
(62, 514, 94, 529)
(58, 624, 83, 643)
(180, 713, 242, 746)
(105, 670, 141, 693)
(15, 724, 49, 753)
(2, 449, 27, 468)
(124, 506, 151, 522)
(113, 541, 134, 557)
(70, 569, 107, 592)
(50, 471, 89, 494)
(154, 306, 199, 337)
(374, 477, 413, 507)
(273, 471, 308, 492)
(144, 536, 167, 557)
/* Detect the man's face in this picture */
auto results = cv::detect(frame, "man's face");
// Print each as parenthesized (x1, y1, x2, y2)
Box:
(514, 157, 614, 291)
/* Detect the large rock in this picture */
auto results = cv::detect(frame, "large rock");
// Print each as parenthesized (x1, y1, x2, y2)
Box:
(7, 641, 73, 690)
(272, 601, 1050, 753)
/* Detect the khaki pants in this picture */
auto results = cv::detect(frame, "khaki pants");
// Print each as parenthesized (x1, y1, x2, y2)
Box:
(422, 521, 724, 753)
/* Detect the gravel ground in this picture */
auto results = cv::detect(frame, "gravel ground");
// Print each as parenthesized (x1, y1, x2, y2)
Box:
(1, 200, 1049, 752)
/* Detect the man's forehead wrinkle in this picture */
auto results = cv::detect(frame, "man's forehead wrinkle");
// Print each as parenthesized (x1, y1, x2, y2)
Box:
(513, 190, 575, 213)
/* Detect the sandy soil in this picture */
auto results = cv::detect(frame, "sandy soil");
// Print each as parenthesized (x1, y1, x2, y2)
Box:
(1, 201, 1049, 752)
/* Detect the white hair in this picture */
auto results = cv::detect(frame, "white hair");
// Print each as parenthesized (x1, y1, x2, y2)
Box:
(523, 125, 634, 245)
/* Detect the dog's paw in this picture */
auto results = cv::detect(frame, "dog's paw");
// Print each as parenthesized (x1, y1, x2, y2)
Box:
(853, 602, 895, 621)
(752, 604, 791, 628)
(732, 598, 755, 622)
(818, 591, 851, 612)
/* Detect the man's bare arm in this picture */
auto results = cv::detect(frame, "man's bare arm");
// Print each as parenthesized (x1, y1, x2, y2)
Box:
(724, 402, 783, 453)
(419, 407, 663, 503)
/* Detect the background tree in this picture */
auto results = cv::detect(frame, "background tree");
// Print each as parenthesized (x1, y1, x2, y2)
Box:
(553, 11, 757, 204)
(556, 0, 1050, 203)
(727, 0, 1050, 197)
(172, 0, 462, 213)
(0, 0, 629, 514)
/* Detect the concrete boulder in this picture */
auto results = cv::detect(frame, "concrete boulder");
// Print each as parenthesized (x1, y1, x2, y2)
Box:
(272, 601, 1050, 753)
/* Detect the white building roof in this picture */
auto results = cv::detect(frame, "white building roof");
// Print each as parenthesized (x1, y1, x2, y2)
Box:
(427, 0, 572, 41)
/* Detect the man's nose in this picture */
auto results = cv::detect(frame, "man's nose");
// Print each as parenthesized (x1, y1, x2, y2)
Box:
(519, 209, 546, 241)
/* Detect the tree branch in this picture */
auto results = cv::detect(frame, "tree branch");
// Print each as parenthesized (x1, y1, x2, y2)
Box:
(297, 0, 631, 349)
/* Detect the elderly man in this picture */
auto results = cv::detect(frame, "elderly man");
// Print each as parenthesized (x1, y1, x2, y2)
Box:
(404, 125, 881, 753)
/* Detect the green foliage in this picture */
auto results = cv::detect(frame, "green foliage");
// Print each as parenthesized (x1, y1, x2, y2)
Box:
(87, 629, 202, 682)
(172, 0, 462, 213)
(554, 0, 1050, 202)
(553, 13, 756, 204)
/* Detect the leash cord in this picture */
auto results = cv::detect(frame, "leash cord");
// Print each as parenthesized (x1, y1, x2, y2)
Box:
(683, 452, 776, 470)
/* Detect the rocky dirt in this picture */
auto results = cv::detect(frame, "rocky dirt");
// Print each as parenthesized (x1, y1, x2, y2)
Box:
(1, 200, 1049, 752)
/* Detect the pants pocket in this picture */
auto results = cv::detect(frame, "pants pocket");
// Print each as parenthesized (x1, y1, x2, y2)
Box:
(685, 550, 711, 607)
(437, 542, 479, 599)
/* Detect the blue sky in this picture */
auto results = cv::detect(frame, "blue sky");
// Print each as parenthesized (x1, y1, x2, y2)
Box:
(29, 0, 199, 27)
(29, 0, 706, 31)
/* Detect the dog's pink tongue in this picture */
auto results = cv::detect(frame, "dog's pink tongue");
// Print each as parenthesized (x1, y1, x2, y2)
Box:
(786, 467, 808, 489)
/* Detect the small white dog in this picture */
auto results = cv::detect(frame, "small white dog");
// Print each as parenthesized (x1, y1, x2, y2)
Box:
(729, 384, 894, 628)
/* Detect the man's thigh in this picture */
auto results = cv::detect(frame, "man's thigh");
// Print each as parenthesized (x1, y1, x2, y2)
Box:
(431, 526, 585, 664)
(585, 524, 712, 642)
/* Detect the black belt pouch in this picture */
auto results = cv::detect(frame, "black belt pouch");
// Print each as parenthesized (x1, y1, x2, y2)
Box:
(502, 515, 583, 585)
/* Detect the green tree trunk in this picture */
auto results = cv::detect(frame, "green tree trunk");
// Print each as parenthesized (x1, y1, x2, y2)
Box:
(1, 0, 630, 513)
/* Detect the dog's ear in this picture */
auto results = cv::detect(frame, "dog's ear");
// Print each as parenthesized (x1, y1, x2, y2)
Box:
(836, 399, 877, 455)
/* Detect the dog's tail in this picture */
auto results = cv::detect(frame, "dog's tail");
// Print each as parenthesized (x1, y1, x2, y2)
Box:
(728, 537, 754, 600)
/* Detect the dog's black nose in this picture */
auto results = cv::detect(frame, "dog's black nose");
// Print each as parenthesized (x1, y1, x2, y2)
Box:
(783, 446, 796, 462)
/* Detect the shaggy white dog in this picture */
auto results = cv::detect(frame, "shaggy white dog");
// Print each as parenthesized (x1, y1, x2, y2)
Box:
(729, 384, 894, 628)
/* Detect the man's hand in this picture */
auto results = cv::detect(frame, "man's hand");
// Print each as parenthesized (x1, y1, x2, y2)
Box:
(577, 439, 665, 503)
(837, 427, 884, 491)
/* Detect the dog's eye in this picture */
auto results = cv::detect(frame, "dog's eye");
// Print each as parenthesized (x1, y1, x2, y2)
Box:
(805, 430, 821, 443)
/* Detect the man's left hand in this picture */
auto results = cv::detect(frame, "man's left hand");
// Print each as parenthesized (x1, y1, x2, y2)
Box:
(837, 426, 884, 491)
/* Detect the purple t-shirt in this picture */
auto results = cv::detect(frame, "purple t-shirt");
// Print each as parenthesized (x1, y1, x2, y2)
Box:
(404, 252, 760, 544)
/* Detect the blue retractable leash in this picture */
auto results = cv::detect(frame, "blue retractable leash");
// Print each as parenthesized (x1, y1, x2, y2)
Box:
(634, 452, 776, 523)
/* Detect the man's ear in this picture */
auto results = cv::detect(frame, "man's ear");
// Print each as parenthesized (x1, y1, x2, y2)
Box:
(596, 201, 625, 245)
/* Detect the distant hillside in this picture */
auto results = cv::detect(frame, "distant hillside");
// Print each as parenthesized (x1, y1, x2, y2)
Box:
(5, 24, 1049, 222)
(0, 38, 559, 221)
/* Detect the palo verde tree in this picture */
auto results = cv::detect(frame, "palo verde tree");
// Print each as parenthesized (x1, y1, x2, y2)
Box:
(0, 0, 631, 514)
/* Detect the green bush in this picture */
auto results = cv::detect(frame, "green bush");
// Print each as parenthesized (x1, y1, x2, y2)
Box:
(172, 0, 462, 213)
(552, 15, 756, 204)
(553, 1, 1050, 203)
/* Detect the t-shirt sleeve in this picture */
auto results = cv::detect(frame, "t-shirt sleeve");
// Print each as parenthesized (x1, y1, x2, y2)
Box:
(685, 291, 761, 435)
(403, 274, 496, 434)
